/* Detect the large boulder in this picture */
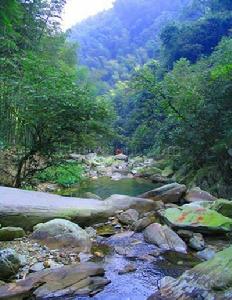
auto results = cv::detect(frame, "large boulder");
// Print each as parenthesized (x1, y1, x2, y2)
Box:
(162, 205, 232, 233)
(0, 249, 21, 281)
(0, 227, 25, 241)
(144, 223, 187, 253)
(184, 187, 216, 203)
(139, 183, 187, 203)
(0, 187, 157, 230)
(0, 262, 110, 299)
(148, 245, 232, 300)
(32, 219, 91, 251)
(210, 199, 232, 218)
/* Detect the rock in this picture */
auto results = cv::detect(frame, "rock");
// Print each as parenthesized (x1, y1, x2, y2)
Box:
(132, 212, 158, 232)
(0, 226, 25, 241)
(85, 227, 97, 239)
(0, 187, 156, 230)
(0, 249, 21, 281)
(111, 172, 123, 180)
(148, 246, 232, 300)
(78, 252, 93, 262)
(210, 199, 232, 218)
(139, 183, 187, 204)
(69, 153, 85, 161)
(197, 248, 216, 261)
(118, 263, 137, 275)
(161, 166, 174, 177)
(189, 233, 205, 251)
(37, 183, 59, 193)
(150, 174, 171, 184)
(82, 192, 103, 200)
(96, 224, 117, 237)
(162, 251, 202, 269)
(162, 205, 232, 233)
(144, 223, 187, 253)
(136, 166, 162, 178)
(115, 154, 128, 161)
(117, 209, 139, 225)
(184, 187, 216, 203)
(29, 262, 45, 273)
(176, 230, 193, 240)
(0, 262, 110, 299)
(105, 194, 160, 213)
(31, 219, 91, 251)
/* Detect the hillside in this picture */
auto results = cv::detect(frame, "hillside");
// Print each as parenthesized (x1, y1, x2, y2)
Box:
(69, 0, 190, 87)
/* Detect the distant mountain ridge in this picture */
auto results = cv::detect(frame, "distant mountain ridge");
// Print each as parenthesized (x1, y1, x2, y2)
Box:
(69, 0, 190, 87)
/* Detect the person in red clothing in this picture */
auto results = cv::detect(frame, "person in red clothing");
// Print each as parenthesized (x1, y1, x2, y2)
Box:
(115, 148, 123, 155)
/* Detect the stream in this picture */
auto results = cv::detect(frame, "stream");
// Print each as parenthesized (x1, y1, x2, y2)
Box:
(74, 231, 198, 300)
(57, 177, 196, 300)
(59, 177, 160, 199)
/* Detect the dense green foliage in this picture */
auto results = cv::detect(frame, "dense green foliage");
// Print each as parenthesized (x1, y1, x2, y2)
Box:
(92, 0, 231, 196)
(69, 0, 190, 88)
(0, 0, 113, 187)
(1, 0, 232, 197)
(36, 163, 84, 187)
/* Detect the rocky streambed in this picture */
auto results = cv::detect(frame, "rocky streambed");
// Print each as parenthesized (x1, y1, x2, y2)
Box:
(1, 155, 232, 299)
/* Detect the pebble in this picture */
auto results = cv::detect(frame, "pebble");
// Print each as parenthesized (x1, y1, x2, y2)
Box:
(118, 264, 137, 275)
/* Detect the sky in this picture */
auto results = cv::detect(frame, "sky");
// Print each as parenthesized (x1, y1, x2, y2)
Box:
(62, 0, 115, 30)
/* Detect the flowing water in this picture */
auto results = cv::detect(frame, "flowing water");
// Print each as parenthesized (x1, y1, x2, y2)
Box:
(53, 177, 197, 300)
(73, 232, 197, 300)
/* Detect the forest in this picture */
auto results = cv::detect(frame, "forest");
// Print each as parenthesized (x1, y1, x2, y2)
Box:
(1, 1, 232, 299)
(71, 0, 232, 197)
(1, 0, 232, 195)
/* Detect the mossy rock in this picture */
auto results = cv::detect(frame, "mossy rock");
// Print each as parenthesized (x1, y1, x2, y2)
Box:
(0, 227, 25, 241)
(137, 166, 162, 177)
(96, 224, 117, 237)
(163, 205, 232, 233)
(162, 250, 202, 268)
(162, 166, 174, 177)
(210, 199, 232, 218)
(151, 245, 232, 299)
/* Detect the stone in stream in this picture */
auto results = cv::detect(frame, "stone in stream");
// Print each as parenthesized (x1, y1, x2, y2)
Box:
(188, 233, 205, 251)
(144, 223, 187, 253)
(118, 263, 137, 275)
(117, 209, 139, 225)
(0, 226, 25, 241)
(139, 183, 187, 204)
(197, 248, 216, 261)
(162, 205, 232, 233)
(0, 186, 157, 230)
(32, 219, 91, 251)
(148, 245, 232, 300)
(0, 249, 22, 281)
(132, 212, 158, 232)
(0, 262, 110, 299)
(184, 187, 216, 203)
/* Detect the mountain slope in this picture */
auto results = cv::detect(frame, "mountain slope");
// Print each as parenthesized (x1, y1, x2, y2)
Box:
(69, 0, 190, 87)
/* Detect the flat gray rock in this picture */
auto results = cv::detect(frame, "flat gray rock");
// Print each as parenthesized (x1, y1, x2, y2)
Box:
(0, 187, 156, 230)
(0, 262, 110, 299)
